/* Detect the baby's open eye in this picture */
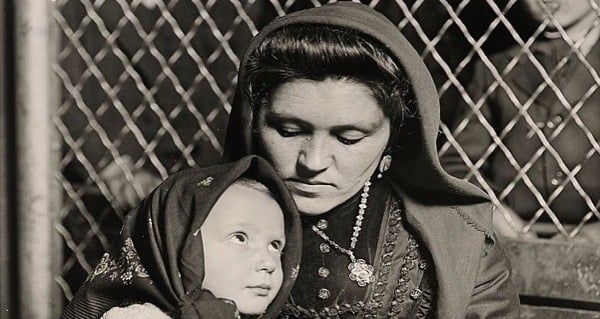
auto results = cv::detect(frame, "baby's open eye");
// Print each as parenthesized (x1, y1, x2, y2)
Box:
(269, 240, 285, 253)
(229, 232, 248, 244)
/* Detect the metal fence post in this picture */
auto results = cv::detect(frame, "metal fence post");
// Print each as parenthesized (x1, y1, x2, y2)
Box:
(1, 0, 15, 317)
(14, 0, 62, 318)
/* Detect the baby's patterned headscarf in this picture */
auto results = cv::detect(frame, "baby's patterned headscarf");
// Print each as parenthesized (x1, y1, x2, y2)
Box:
(61, 155, 302, 319)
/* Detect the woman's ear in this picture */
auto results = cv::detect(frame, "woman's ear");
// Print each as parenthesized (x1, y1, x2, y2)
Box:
(377, 154, 393, 179)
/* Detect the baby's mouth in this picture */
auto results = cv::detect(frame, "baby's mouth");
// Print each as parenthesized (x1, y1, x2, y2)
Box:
(247, 284, 271, 296)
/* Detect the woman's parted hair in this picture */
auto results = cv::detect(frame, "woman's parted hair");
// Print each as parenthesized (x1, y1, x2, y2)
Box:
(243, 23, 414, 137)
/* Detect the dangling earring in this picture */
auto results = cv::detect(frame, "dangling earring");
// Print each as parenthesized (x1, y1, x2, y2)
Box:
(377, 155, 392, 179)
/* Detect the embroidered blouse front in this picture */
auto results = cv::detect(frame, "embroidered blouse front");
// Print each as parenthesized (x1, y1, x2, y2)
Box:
(282, 181, 436, 318)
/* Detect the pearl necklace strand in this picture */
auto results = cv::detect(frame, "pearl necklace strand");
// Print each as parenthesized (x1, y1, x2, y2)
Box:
(311, 180, 374, 287)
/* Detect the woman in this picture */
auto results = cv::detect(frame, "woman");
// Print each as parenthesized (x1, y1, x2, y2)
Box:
(224, 2, 519, 318)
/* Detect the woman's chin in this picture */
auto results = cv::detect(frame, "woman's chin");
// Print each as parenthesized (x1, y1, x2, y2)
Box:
(292, 195, 339, 216)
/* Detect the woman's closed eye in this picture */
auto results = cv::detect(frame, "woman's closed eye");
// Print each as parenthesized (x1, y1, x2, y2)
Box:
(337, 135, 363, 145)
(228, 232, 248, 244)
(277, 127, 303, 137)
(336, 132, 366, 145)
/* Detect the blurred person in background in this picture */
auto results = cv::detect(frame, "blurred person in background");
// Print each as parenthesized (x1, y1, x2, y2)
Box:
(441, 0, 600, 242)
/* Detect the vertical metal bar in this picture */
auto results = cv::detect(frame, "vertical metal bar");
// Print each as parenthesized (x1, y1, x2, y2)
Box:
(14, 0, 62, 318)
(1, 0, 16, 317)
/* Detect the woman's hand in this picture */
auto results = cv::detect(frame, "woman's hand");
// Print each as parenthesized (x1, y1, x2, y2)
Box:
(101, 303, 172, 319)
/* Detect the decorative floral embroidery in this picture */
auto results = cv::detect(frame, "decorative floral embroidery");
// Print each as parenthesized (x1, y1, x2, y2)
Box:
(387, 235, 419, 317)
(281, 301, 364, 318)
(290, 265, 300, 280)
(197, 176, 214, 187)
(364, 199, 404, 318)
(89, 238, 150, 285)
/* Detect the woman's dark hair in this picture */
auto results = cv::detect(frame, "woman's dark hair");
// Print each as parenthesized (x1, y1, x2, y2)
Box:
(243, 23, 413, 143)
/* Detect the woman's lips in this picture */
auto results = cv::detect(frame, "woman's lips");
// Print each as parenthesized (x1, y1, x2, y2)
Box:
(286, 180, 333, 196)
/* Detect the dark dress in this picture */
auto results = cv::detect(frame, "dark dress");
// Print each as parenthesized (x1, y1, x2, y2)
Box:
(281, 180, 436, 318)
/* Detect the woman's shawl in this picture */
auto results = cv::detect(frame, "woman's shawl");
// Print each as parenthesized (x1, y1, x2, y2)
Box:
(61, 155, 302, 319)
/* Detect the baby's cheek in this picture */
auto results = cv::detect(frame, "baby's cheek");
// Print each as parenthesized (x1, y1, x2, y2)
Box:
(273, 267, 284, 293)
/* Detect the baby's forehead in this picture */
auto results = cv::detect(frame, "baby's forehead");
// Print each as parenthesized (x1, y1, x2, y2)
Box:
(208, 180, 284, 218)
(232, 178, 271, 193)
(204, 182, 286, 238)
(226, 179, 277, 202)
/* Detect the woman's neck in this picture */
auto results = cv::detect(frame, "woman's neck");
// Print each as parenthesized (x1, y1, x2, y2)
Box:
(300, 188, 362, 224)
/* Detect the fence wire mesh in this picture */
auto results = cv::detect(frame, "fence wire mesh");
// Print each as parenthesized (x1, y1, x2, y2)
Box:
(52, 0, 600, 301)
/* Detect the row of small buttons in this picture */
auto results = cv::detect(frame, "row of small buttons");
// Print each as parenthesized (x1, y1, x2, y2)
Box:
(317, 218, 331, 300)
(550, 170, 565, 186)
(528, 114, 568, 187)
(527, 114, 563, 138)
(545, 114, 563, 129)
(314, 216, 428, 303)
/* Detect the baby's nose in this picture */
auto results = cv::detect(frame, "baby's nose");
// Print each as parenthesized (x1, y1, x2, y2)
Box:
(256, 250, 277, 273)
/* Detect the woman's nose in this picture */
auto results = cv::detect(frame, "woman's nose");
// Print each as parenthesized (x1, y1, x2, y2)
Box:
(297, 136, 331, 174)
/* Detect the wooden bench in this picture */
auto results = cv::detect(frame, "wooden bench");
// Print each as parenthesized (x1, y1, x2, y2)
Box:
(502, 238, 600, 318)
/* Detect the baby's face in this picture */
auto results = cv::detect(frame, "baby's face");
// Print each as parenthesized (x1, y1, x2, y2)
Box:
(201, 183, 285, 315)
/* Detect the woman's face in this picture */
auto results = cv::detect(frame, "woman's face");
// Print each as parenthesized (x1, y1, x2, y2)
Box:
(256, 79, 391, 215)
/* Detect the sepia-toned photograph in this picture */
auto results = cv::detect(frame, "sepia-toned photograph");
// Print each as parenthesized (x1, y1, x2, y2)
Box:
(1, 0, 599, 318)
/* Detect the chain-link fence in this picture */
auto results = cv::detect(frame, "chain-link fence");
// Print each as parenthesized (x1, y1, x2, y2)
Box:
(51, 0, 599, 308)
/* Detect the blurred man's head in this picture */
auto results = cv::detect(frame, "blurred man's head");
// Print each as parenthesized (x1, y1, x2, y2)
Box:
(522, 0, 598, 30)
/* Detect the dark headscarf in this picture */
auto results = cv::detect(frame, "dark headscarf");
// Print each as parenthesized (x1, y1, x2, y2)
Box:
(223, 2, 491, 227)
(61, 155, 302, 319)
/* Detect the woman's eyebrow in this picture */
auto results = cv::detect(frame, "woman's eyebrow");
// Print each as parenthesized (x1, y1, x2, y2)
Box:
(333, 122, 382, 133)
(333, 116, 387, 132)
(263, 112, 312, 127)
(264, 110, 386, 132)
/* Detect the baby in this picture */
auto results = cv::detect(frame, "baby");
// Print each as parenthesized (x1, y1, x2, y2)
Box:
(60, 155, 301, 319)
(201, 178, 288, 315)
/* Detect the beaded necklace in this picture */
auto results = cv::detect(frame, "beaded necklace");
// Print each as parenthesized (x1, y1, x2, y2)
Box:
(311, 180, 374, 287)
